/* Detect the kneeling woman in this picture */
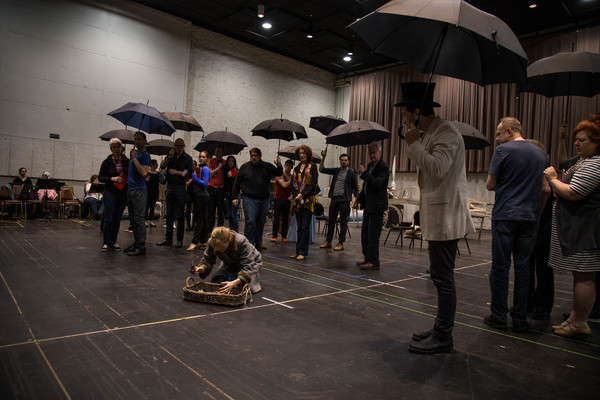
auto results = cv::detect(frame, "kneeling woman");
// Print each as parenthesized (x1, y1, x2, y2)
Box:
(192, 226, 262, 294)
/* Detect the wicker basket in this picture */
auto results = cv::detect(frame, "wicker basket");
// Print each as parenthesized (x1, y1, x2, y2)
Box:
(183, 277, 252, 306)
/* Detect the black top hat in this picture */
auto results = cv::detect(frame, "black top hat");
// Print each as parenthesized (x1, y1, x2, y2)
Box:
(394, 82, 441, 108)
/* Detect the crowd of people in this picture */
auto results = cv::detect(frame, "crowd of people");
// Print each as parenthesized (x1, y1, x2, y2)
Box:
(6, 81, 599, 356)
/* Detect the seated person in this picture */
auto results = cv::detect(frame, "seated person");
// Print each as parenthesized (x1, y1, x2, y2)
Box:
(13, 167, 32, 186)
(191, 226, 262, 294)
(84, 174, 104, 219)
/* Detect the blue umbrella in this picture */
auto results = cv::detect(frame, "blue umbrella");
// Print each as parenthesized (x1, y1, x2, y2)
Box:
(108, 102, 176, 136)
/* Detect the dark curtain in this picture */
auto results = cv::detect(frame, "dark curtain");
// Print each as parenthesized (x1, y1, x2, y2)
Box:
(348, 26, 600, 173)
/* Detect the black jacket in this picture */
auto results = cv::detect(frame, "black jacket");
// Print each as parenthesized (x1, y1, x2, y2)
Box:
(232, 161, 283, 199)
(99, 154, 130, 193)
(321, 166, 359, 202)
(357, 158, 389, 214)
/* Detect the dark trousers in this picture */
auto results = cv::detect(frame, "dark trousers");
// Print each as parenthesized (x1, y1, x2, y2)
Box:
(208, 186, 225, 231)
(361, 211, 383, 265)
(272, 199, 291, 239)
(429, 240, 459, 340)
(165, 185, 186, 243)
(490, 220, 537, 323)
(145, 191, 158, 220)
(295, 207, 312, 256)
(326, 196, 350, 243)
(102, 190, 127, 246)
(226, 195, 239, 232)
(192, 194, 209, 244)
(128, 188, 147, 247)
(184, 187, 193, 227)
(528, 218, 554, 313)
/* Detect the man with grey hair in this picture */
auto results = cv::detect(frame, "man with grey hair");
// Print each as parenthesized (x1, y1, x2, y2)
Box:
(485, 117, 549, 332)
(352, 141, 388, 270)
(400, 81, 475, 354)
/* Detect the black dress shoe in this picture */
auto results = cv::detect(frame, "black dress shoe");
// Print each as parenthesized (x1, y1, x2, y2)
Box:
(408, 334, 453, 354)
(412, 330, 432, 342)
(356, 260, 367, 266)
(483, 314, 508, 330)
(512, 320, 530, 333)
(174, 241, 183, 248)
(531, 310, 550, 320)
(156, 239, 172, 246)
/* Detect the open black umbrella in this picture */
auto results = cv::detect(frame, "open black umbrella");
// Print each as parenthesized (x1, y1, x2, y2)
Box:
(162, 111, 203, 132)
(449, 121, 490, 150)
(326, 120, 391, 147)
(309, 115, 346, 136)
(194, 130, 248, 155)
(147, 138, 174, 155)
(350, 0, 527, 86)
(277, 145, 321, 164)
(99, 129, 136, 145)
(251, 118, 307, 149)
(108, 102, 176, 136)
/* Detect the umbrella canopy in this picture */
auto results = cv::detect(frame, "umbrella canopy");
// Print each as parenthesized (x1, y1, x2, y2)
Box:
(146, 138, 175, 155)
(520, 51, 600, 98)
(309, 115, 347, 136)
(99, 129, 136, 145)
(326, 120, 391, 147)
(277, 145, 321, 164)
(350, 0, 528, 86)
(449, 121, 490, 150)
(194, 130, 248, 155)
(162, 111, 203, 132)
(251, 118, 307, 142)
(108, 102, 176, 136)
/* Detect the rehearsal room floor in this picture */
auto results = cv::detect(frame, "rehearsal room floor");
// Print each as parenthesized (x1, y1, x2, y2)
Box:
(0, 216, 599, 400)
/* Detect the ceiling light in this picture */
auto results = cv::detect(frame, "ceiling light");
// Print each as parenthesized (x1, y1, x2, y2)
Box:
(258, 5, 265, 18)
(529, 3, 537, 8)
(343, 55, 352, 62)
(307, 33, 313, 39)
(262, 22, 272, 29)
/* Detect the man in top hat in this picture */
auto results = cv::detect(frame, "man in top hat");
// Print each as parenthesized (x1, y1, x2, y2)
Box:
(399, 82, 475, 354)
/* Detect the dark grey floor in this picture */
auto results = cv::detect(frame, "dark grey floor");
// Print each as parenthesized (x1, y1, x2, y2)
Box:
(0, 217, 598, 400)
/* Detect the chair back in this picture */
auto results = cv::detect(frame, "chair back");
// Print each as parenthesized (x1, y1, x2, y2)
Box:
(60, 185, 75, 201)
(0, 186, 11, 200)
(386, 206, 400, 227)
(12, 185, 23, 198)
(413, 211, 420, 227)
(314, 202, 324, 217)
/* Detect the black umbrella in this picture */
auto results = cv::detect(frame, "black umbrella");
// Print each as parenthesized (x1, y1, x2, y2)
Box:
(309, 115, 346, 136)
(349, 0, 527, 86)
(326, 120, 391, 147)
(251, 118, 307, 150)
(277, 145, 321, 164)
(108, 102, 176, 136)
(162, 111, 203, 132)
(449, 121, 490, 150)
(194, 130, 248, 155)
(99, 129, 136, 145)
(147, 139, 174, 155)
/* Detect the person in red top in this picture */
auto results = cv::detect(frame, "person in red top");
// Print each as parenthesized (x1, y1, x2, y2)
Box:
(272, 159, 293, 241)
(207, 146, 227, 231)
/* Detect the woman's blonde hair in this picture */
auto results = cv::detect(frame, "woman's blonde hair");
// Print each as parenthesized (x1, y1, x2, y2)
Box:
(209, 226, 235, 250)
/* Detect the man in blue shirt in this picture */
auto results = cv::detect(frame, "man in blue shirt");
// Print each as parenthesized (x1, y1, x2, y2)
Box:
(125, 131, 151, 256)
(485, 117, 549, 331)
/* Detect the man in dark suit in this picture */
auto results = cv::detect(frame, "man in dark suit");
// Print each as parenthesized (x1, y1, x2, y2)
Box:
(353, 141, 389, 270)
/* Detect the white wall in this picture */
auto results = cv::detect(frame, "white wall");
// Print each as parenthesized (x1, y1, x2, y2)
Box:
(0, 0, 190, 187)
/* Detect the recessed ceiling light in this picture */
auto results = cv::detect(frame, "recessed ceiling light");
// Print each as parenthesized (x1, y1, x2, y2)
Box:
(347, 51, 354, 56)
(343, 55, 352, 62)
(262, 22, 272, 29)
(307, 34, 313, 39)
(529, 3, 537, 8)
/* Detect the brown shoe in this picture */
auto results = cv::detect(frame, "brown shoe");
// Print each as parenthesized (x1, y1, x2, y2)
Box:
(319, 241, 331, 249)
(360, 262, 380, 270)
(356, 260, 367, 266)
(334, 243, 344, 251)
(257, 243, 267, 250)
(290, 254, 298, 259)
(186, 243, 197, 251)
(296, 255, 305, 260)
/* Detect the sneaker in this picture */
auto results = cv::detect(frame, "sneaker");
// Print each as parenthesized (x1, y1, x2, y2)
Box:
(282, 238, 289, 242)
(108, 243, 121, 251)
(270, 237, 277, 242)
(483, 314, 508, 330)
(102, 244, 108, 252)
(127, 247, 146, 256)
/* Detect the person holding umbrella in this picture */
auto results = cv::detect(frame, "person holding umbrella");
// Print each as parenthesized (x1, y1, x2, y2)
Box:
(289, 145, 319, 260)
(158, 138, 194, 248)
(232, 148, 282, 250)
(400, 82, 475, 354)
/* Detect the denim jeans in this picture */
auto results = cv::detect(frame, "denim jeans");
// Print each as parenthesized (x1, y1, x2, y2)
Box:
(102, 190, 127, 246)
(490, 220, 538, 323)
(165, 185, 186, 243)
(429, 240, 459, 340)
(242, 196, 269, 245)
(226, 195, 239, 232)
(128, 188, 147, 247)
(84, 197, 103, 214)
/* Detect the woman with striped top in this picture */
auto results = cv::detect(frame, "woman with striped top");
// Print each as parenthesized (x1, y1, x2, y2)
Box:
(543, 114, 600, 338)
